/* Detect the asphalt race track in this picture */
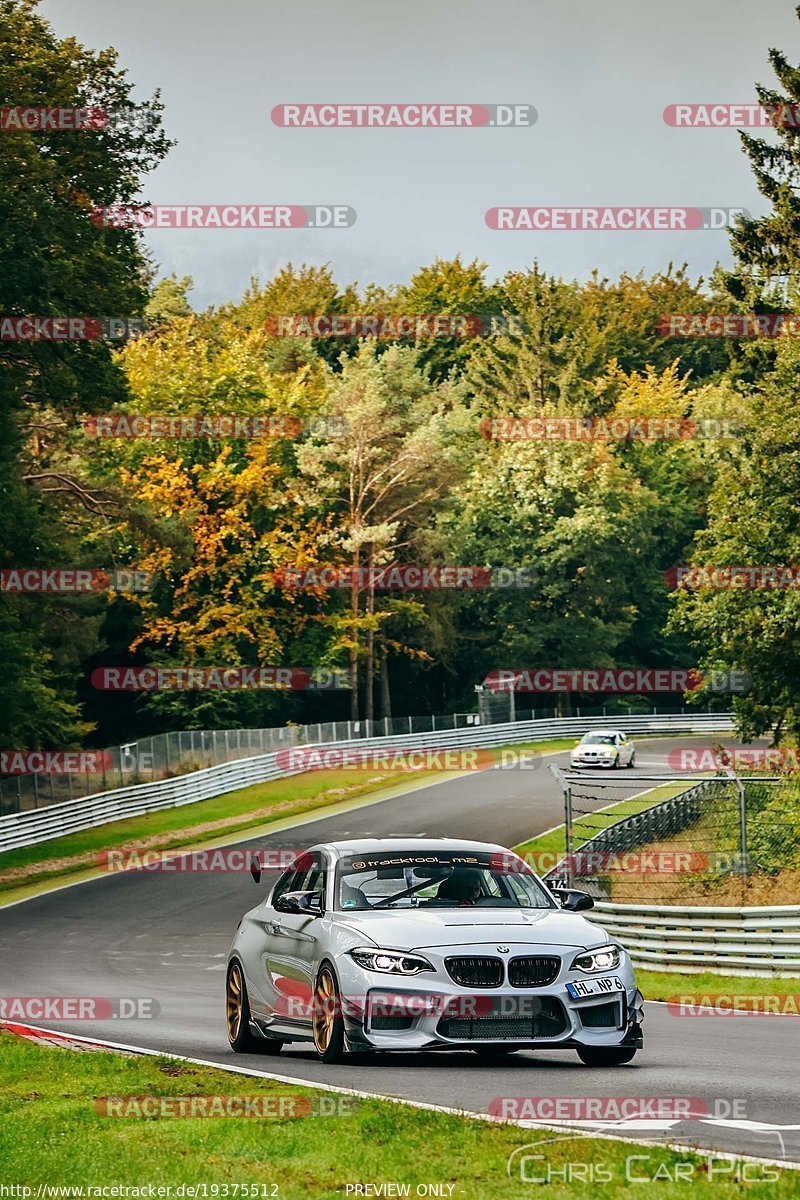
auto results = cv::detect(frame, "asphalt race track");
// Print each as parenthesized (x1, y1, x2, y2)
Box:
(2, 735, 799, 1165)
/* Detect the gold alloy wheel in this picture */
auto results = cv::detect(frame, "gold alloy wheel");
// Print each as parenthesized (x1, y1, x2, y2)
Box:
(226, 963, 244, 1042)
(312, 967, 337, 1053)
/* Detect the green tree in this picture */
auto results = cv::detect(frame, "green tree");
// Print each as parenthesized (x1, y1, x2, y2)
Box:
(729, 4, 800, 277)
(671, 340, 800, 741)
(145, 275, 194, 325)
(0, 0, 170, 746)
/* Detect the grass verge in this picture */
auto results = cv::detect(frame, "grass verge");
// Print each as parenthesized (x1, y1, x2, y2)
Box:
(636, 969, 800, 1007)
(0, 1030, 792, 1197)
(0, 739, 572, 905)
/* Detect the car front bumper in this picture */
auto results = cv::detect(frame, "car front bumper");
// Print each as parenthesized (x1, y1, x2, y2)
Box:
(570, 755, 618, 768)
(336, 949, 643, 1053)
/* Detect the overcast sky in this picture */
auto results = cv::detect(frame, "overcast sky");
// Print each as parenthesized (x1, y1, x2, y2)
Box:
(41, 0, 800, 310)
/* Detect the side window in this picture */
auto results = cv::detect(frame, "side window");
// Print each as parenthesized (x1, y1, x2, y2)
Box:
(273, 852, 328, 908)
(271, 864, 304, 907)
(301, 854, 327, 904)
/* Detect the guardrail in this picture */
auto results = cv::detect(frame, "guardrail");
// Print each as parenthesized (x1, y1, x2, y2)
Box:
(0, 711, 734, 855)
(594, 901, 800, 977)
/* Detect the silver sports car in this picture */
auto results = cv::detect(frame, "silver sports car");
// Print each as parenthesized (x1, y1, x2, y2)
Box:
(226, 837, 644, 1065)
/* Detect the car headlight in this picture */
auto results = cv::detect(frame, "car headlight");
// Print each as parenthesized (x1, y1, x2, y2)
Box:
(570, 945, 621, 973)
(349, 947, 435, 975)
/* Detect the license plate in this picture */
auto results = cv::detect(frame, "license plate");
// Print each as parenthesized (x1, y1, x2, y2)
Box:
(565, 976, 624, 999)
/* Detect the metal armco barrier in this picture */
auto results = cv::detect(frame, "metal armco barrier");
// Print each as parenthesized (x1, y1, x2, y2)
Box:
(594, 901, 800, 977)
(0, 711, 733, 855)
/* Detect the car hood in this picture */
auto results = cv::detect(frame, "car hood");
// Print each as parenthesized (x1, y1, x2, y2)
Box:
(333, 907, 608, 952)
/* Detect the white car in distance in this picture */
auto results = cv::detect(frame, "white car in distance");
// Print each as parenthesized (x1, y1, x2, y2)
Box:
(570, 730, 636, 770)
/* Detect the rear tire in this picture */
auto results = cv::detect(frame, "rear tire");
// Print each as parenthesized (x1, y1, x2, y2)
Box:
(312, 963, 347, 1064)
(226, 960, 283, 1055)
(627, 751, 636, 769)
(577, 1046, 637, 1067)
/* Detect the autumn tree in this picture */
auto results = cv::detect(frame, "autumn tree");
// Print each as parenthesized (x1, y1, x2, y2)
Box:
(296, 343, 467, 720)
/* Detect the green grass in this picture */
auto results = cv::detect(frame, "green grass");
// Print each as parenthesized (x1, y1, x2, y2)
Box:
(0, 739, 574, 904)
(637, 969, 800, 1006)
(0, 1031, 793, 1197)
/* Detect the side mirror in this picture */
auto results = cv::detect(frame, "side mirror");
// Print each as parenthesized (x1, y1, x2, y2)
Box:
(548, 886, 594, 912)
(250, 852, 262, 884)
(275, 890, 323, 916)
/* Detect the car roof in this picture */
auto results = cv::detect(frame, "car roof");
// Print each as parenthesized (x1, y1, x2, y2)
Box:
(583, 729, 625, 736)
(311, 837, 512, 859)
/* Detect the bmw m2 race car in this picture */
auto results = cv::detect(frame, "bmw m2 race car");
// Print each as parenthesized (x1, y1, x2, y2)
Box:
(226, 838, 644, 1064)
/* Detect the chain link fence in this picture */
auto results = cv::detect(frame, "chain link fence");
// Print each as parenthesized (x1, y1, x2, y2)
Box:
(550, 768, 800, 906)
(0, 711, 484, 817)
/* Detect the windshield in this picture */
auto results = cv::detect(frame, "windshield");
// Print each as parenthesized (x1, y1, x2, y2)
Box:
(581, 734, 617, 745)
(334, 850, 554, 911)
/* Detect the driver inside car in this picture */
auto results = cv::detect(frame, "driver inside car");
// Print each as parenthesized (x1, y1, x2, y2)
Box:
(434, 867, 483, 906)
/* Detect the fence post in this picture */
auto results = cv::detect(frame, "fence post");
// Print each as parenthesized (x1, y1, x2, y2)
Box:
(564, 784, 573, 888)
(724, 766, 748, 880)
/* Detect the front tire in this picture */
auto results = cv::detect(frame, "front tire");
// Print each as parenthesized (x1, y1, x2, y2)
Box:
(312, 963, 347, 1064)
(577, 1045, 637, 1067)
(226, 960, 283, 1055)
